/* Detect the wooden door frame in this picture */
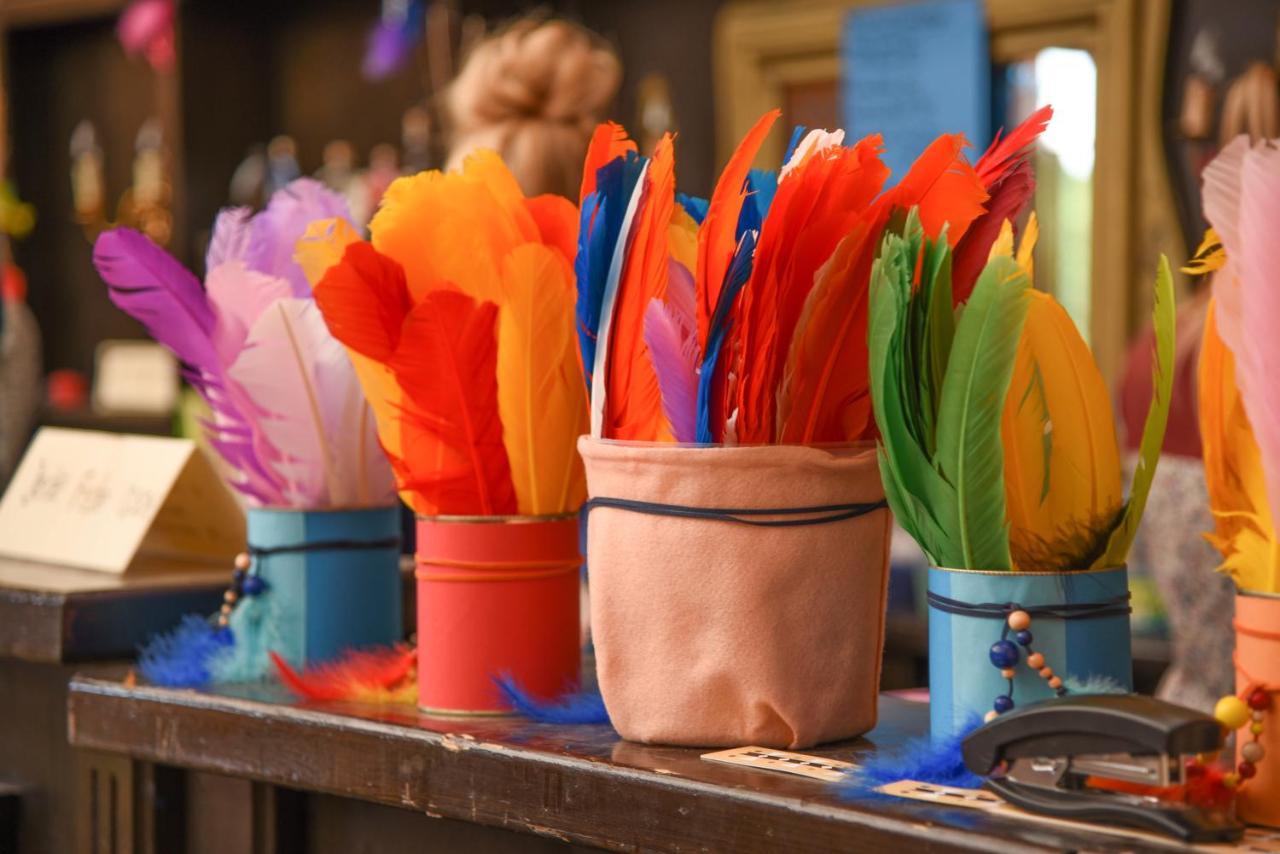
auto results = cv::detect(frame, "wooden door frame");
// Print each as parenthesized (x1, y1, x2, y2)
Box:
(714, 0, 1184, 385)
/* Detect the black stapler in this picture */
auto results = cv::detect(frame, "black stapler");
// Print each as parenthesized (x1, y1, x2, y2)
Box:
(962, 694, 1245, 843)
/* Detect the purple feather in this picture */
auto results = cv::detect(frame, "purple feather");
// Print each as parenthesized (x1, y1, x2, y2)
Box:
(207, 206, 253, 270)
(245, 178, 351, 297)
(643, 296, 700, 443)
(362, 0, 425, 81)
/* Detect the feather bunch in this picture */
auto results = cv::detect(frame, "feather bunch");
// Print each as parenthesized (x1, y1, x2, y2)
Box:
(577, 109, 1024, 447)
(305, 151, 587, 517)
(1196, 136, 1280, 593)
(93, 178, 395, 508)
(870, 207, 1175, 571)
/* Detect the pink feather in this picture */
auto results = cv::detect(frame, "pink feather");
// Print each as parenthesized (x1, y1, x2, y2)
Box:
(207, 207, 253, 270)
(246, 178, 352, 297)
(642, 296, 700, 443)
(205, 261, 293, 366)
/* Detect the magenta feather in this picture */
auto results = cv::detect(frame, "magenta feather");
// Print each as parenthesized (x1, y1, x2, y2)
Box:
(245, 178, 352, 297)
(643, 296, 700, 443)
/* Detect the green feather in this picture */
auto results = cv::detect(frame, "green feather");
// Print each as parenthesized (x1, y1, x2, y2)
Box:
(1093, 255, 1176, 567)
(934, 255, 1031, 570)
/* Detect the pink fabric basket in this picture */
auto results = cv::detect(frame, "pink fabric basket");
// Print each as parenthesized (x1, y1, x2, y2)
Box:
(579, 437, 891, 748)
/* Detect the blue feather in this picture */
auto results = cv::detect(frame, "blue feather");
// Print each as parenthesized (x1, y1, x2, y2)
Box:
(695, 229, 758, 443)
(676, 193, 709, 225)
(747, 169, 778, 223)
(494, 675, 612, 725)
(574, 153, 646, 393)
(832, 713, 985, 799)
(783, 125, 808, 165)
(137, 614, 233, 688)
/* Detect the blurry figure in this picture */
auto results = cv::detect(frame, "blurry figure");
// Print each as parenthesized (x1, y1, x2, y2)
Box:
(363, 0, 425, 81)
(1120, 285, 1234, 712)
(316, 139, 358, 194)
(401, 105, 433, 174)
(116, 0, 175, 73)
(70, 120, 106, 228)
(229, 145, 268, 208)
(264, 135, 301, 200)
(362, 143, 400, 221)
(122, 118, 172, 245)
(637, 73, 676, 154)
(0, 260, 42, 485)
(1220, 62, 1280, 144)
(445, 18, 621, 198)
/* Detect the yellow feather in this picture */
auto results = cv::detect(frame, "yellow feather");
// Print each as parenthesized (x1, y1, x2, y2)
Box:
(1199, 300, 1279, 591)
(496, 244, 588, 515)
(668, 205, 699, 274)
(997, 217, 1122, 568)
(294, 220, 405, 497)
(1182, 227, 1226, 276)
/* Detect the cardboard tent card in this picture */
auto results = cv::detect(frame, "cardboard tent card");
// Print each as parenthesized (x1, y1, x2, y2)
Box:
(0, 428, 244, 573)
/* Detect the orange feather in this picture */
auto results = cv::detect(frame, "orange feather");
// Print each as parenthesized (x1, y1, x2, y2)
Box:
(776, 222, 878, 443)
(696, 109, 780, 350)
(580, 122, 638, 201)
(604, 134, 676, 441)
(876, 133, 989, 246)
(973, 105, 1053, 187)
(386, 290, 518, 516)
(524, 194, 581, 271)
(271, 647, 416, 703)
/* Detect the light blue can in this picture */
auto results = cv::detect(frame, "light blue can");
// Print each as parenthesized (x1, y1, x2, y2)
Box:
(245, 505, 402, 668)
(927, 565, 1132, 737)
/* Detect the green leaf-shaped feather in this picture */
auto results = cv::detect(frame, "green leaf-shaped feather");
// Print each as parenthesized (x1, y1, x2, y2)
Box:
(1093, 255, 1176, 567)
(935, 255, 1031, 570)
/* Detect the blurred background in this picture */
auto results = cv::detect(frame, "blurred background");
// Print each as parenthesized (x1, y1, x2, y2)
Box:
(3, 0, 1278, 699)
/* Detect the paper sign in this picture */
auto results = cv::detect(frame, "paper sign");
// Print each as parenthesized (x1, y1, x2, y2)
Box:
(843, 0, 990, 180)
(0, 428, 244, 573)
(878, 780, 1280, 852)
(701, 747, 855, 782)
(93, 339, 179, 414)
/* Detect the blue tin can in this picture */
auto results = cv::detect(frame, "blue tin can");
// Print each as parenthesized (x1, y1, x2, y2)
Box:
(927, 565, 1133, 737)
(245, 505, 402, 668)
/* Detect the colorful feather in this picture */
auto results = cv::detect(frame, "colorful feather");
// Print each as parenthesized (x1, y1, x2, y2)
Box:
(1093, 256, 1175, 568)
(387, 290, 518, 516)
(271, 647, 416, 703)
(207, 206, 252, 270)
(875, 133, 988, 247)
(246, 178, 351, 297)
(494, 676, 610, 725)
(696, 110, 780, 350)
(1199, 300, 1279, 592)
(580, 121, 638, 201)
(496, 243, 587, 515)
(696, 230, 757, 444)
(643, 296, 699, 443)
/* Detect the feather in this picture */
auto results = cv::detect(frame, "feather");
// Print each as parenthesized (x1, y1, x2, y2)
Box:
(246, 178, 352, 297)
(576, 154, 646, 394)
(1199, 300, 1280, 591)
(833, 715, 984, 798)
(1094, 256, 1176, 568)
(138, 615, 233, 688)
(732, 134, 889, 444)
(697, 109, 780, 350)
(696, 230, 757, 444)
(271, 646, 416, 703)
(1182, 228, 1225, 276)
(387, 290, 518, 516)
(876, 133, 989, 247)
(580, 122, 638, 201)
(779, 128, 845, 179)
(668, 205, 699, 278)
(776, 222, 876, 444)
(496, 243, 588, 515)
(204, 261, 293, 366)
(494, 676, 611, 725)
(523, 193, 580, 269)
(676, 193, 708, 224)
(294, 217, 364, 291)
(951, 161, 1035, 303)
(972, 105, 1053, 187)
(208, 586, 284, 684)
(594, 134, 677, 442)
(207, 206, 252, 269)
(934, 254, 1031, 570)
(643, 297, 699, 443)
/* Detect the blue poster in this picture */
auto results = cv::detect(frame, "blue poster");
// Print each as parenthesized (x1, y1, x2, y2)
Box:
(843, 0, 990, 180)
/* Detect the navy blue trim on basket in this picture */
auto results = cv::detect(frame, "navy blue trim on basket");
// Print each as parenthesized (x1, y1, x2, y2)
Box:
(926, 591, 1132, 621)
(248, 537, 402, 557)
(583, 497, 887, 527)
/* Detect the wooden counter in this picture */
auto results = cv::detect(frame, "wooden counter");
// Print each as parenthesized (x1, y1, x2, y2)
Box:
(67, 678, 1189, 853)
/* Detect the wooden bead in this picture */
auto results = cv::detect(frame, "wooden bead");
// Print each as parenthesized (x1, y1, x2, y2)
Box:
(1048, 676, 1063, 690)
(1254, 710, 1266, 722)
(1223, 772, 1240, 788)
(223, 590, 238, 604)
(1026, 653, 1045, 669)
(984, 710, 999, 723)
(1007, 610, 1032, 631)
(1252, 722, 1265, 736)
(1242, 741, 1266, 763)
(1000, 668, 1016, 679)
(1248, 688, 1272, 711)
(1038, 667, 1053, 679)
(234, 552, 251, 570)
(1239, 762, 1257, 780)
(220, 603, 233, 615)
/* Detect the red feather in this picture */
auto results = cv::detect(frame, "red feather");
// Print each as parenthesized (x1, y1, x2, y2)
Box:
(313, 241, 413, 361)
(951, 160, 1036, 303)
(523, 194, 580, 272)
(271, 647, 415, 702)
(731, 136, 889, 444)
(875, 133, 988, 247)
(580, 122, 638, 202)
(973, 104, 1053, 187)
(387, 291, 518, 515)
(604, 134, 676, 441)
(777, 222, 878, 443)
(696, 110, 780, 350)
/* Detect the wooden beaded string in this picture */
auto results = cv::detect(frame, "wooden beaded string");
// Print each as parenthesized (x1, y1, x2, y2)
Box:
(1209, 620, 1279, 789)
(984, 606, 1070, 723)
